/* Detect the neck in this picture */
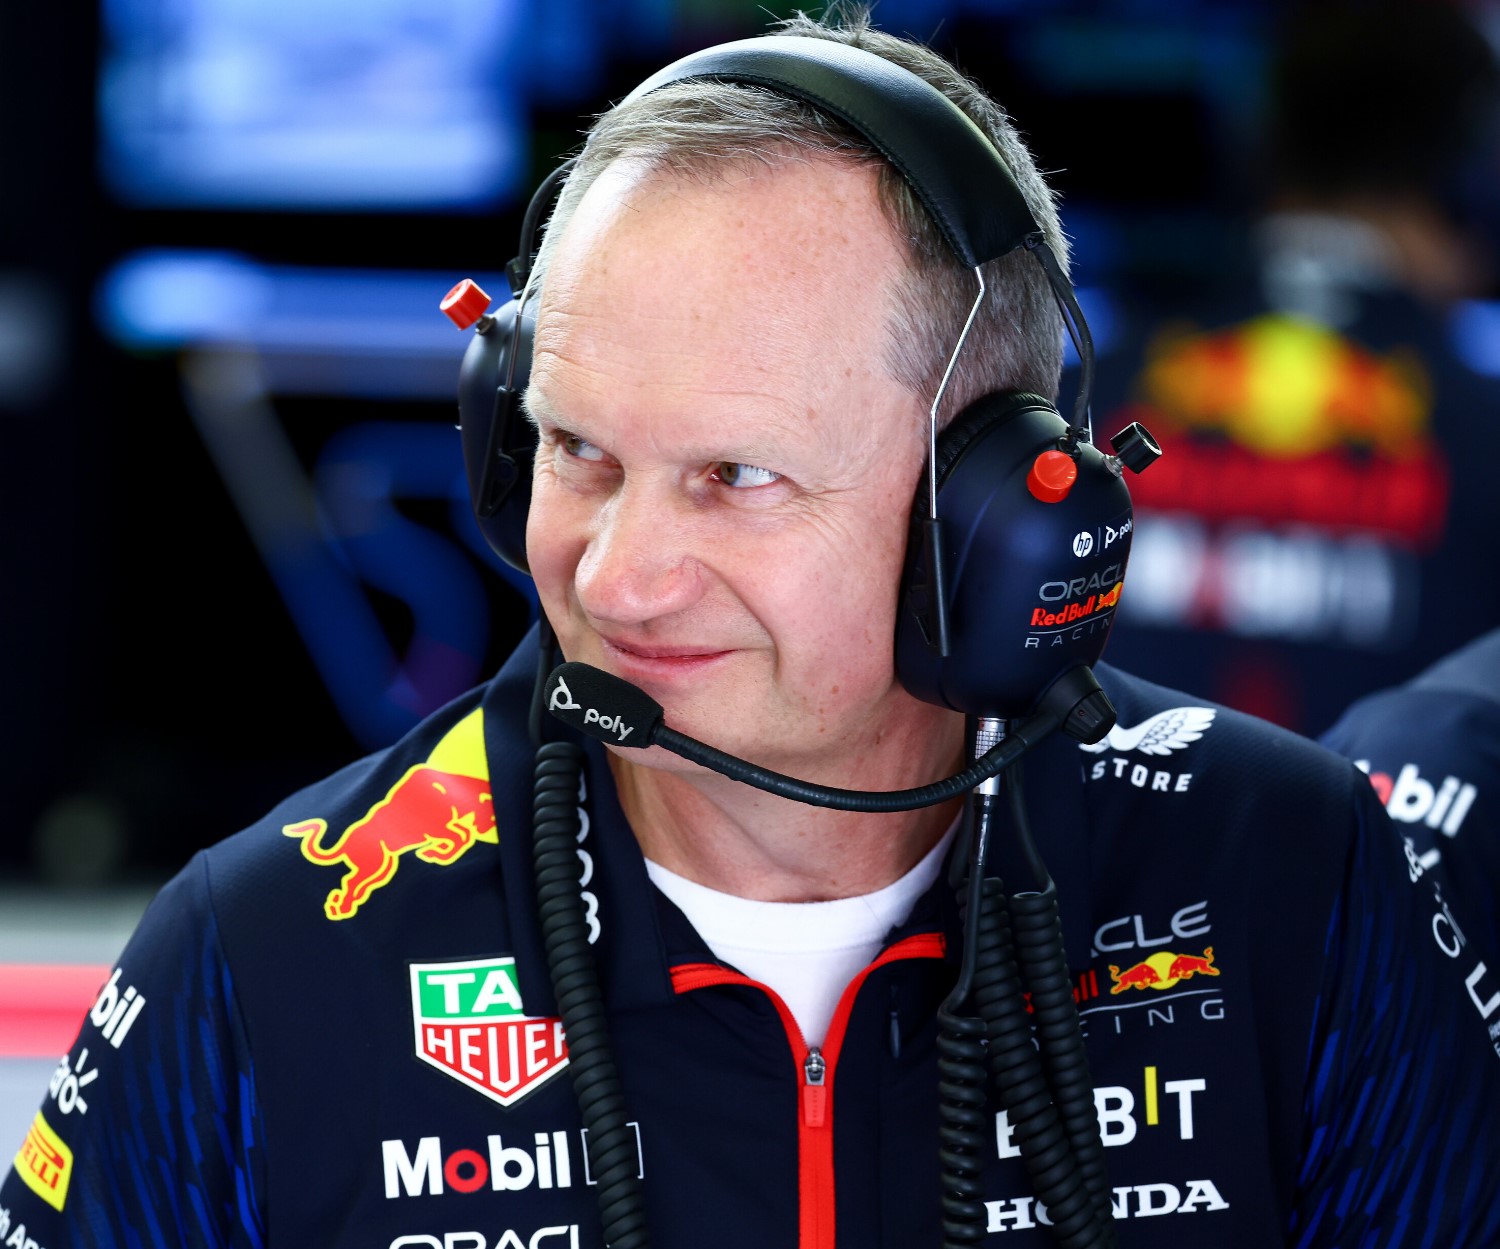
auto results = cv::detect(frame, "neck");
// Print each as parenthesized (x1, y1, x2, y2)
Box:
(611, 712, 965, 902)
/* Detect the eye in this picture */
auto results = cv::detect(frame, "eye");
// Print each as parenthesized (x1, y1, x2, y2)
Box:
(713, 462, 781, 489)
(562, 433, 606, 462)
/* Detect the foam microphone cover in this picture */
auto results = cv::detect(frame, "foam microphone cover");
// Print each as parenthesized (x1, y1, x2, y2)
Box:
(544, 662, 664, 748)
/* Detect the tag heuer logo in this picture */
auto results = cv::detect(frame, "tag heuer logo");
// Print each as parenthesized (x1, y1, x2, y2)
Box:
(410, 957, 568, 1107)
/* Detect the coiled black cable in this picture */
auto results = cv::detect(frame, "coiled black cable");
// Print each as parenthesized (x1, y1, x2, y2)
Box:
(1006, 767, 1114, 1236)
(1008, 887, 1112, 1241)
(963, 834, 1099, 1244)
(942, 782, 1088, 1246)
(532, 741, 650, 1249)
(938, 795, 999, 1246)
(939, 749, 1114, 1248)
(937, 1006, 992, 1242)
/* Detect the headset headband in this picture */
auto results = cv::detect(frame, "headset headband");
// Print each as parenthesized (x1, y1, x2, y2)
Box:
(622, 36, 1041, 269)
(447, 30, 1115, 595)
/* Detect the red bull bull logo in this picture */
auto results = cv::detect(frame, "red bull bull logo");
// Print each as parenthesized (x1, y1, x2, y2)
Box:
(1140, 315, 1429, 457)
(1109, 947, 1220, 995)
(284, 709, 495, 920)
(1112, 314, 1450, 548)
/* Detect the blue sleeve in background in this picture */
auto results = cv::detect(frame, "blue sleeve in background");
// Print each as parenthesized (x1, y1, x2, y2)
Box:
(0, 856, 267, 1249)
(1291, 779, 1500, 1248)
(1321, 672, 1500, 963)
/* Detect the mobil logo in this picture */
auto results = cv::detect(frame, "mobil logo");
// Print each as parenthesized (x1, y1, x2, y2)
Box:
(411, 957, 567, 1107)
(383, 1125, 644, 1198)
(89, 967, 147, 1049)
(384, 1133, 576, 1198)
(1357, 761, 1478, 837)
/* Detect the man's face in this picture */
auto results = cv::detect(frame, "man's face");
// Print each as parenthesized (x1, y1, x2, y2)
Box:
(526, 156, 955, 780)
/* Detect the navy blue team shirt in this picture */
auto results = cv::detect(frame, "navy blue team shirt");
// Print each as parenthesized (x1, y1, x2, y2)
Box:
(1322, 626, 1500, 968)
(5, 632, 1500, 1247)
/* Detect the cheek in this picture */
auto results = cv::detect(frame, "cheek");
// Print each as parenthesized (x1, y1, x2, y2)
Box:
(524, 473, 585, 611)
(748, 498, 913, 680)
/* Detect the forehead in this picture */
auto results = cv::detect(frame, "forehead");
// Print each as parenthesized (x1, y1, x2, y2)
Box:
(542, 153, 905, 321)
(528, 156, 917, 456)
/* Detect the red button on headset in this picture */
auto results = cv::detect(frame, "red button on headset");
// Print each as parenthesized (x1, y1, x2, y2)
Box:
(441, 278, 492, 330)
(1027, 449, 1078, 503)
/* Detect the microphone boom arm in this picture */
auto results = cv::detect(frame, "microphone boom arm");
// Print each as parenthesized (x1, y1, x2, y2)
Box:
(654, 711, 1060, 812)
(543, 659, 1115, 811)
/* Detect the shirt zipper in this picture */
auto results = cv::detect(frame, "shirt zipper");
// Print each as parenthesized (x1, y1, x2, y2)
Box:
(670, 931, 945, 1249)
(803, 1047, 827, 1128)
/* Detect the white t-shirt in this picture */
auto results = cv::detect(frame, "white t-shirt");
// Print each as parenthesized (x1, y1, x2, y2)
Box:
(645, 826, 956, 1047)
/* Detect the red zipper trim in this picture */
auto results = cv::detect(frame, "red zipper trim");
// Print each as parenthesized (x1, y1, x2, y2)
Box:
(670, 931, 945, 1249)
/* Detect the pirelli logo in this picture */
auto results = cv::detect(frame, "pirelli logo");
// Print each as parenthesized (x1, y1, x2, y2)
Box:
(16, 1111, 73, 1211)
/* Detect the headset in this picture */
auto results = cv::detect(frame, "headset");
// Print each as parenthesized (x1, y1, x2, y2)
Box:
(442, 30, 1160, 1249)
(443, 35, 1159, 719)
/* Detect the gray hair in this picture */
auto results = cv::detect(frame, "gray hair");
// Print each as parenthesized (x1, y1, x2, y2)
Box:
(528, 11, 1070, 427)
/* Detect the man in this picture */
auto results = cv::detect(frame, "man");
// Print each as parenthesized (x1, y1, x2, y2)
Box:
(5, 14, 1499, 1249)
(1322, 626, 1500, 956)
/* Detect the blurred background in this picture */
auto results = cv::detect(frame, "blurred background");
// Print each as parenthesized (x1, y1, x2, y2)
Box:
(4, 0, 1500, 1138)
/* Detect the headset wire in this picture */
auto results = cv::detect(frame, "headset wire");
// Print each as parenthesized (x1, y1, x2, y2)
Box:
(530, 633, 652, 1249)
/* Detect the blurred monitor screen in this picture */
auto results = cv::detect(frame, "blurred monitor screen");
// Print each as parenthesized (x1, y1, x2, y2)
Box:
(98, 0, 527, 210)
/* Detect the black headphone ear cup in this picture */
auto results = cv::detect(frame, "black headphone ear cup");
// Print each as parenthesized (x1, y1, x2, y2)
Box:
(929, 391, 1056, 489)
(458, 299, 537, 573)
(896, 391, 1135, 716)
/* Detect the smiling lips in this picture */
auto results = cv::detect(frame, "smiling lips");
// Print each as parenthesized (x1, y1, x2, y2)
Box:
(599, 636, 735, 680)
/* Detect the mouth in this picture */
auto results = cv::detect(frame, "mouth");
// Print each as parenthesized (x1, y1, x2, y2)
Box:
(597, 636, 736, 679)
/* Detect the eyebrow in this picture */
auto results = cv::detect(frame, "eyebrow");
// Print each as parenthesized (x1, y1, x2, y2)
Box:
(520, 384, 827, 473)
(518, 386, 556, 431)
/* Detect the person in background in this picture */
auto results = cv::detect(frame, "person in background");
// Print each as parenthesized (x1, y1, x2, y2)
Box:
(1322, 627, 1500, 964)
(1092, 0, 1500, 735)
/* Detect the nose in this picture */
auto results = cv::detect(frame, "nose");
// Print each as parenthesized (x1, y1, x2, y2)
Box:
(574, 480, 706, 627)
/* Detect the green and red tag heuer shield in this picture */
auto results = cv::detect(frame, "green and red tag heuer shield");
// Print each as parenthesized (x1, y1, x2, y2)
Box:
(410, 957, 569, 1106)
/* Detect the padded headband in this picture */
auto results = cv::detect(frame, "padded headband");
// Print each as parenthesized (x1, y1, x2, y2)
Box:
(622, 36, 1040, 269)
